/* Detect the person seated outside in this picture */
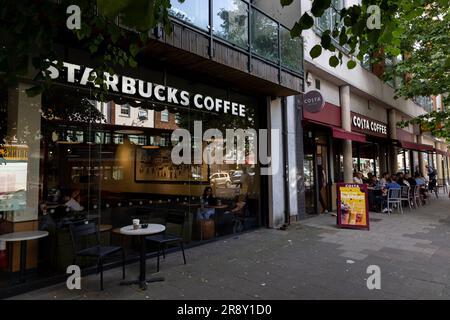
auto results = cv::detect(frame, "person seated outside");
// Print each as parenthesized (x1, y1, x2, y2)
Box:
(353, 171, 363, 184)
(381, 177, 401, 213)
(197, 187, 216, 220)
(368, 175, 378, 188)
(415, 173, 428, 202)
(379, 172, 389, 189)
(406, 173, 416, 187)
(64, 189, 84, 212)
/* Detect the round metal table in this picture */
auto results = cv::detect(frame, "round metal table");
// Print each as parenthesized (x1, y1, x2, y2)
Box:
(119, 224, 165, 290)
(0, 231, 49, 283)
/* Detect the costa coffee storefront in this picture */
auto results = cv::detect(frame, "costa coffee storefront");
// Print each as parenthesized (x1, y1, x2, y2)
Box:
(350, 113, 389, 178)
(302, 92, 367, 215)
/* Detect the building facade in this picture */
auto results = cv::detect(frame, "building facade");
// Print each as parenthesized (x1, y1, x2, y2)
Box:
(0, 0, 305, 297)
(299, 0, 450, 214)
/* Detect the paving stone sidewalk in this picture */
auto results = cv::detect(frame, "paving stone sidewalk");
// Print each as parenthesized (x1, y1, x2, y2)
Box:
(9, 195, 450, 300)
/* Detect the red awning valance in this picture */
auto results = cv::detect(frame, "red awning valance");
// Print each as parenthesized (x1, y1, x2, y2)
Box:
(332, 128, 367, 143)
(399, 141, 434, 152)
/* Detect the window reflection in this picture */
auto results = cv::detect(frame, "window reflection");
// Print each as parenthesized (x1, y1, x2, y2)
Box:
(250, 9, 278, 63)
(169, 0, 209, 31)
(213, 0, 248, 49)
(280, 26, 302, 72)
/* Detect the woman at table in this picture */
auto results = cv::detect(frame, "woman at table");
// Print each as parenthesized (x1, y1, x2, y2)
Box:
(197, 187, 216, 220)
(353, 171, 363, 184)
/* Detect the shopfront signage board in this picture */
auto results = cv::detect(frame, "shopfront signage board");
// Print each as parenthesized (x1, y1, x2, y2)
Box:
(336, 183, 370, 230)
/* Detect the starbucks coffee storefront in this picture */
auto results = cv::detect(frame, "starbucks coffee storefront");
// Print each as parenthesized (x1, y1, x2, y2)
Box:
(0, 56, 269, 295)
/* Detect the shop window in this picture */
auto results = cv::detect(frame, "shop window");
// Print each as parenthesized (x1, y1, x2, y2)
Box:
(138, 109, 148, 120)
(119, 104, 130, 117)
(175, 113, 182, 124)
(160, 109, 169, 122)
(213, 0, 249, 49)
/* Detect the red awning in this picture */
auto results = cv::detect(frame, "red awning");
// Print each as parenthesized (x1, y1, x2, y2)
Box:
(332, 128, 366, 143)
(398, 141, 434, 152)
(434, 149, 450, 157)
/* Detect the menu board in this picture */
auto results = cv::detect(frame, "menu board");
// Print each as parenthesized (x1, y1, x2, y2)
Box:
(336, 183, 369, 230)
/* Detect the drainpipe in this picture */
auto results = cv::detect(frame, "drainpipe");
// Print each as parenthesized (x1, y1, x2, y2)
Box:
(281, 97, 291, 226)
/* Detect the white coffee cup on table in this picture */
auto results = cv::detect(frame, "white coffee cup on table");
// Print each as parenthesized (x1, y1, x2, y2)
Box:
(132, 219, 140, 229)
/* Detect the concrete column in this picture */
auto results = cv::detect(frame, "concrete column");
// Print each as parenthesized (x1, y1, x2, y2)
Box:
(417, 135, 427, 176)
(267, 97, 285, 228)
(285, 96, 299, 219)
(339, 85, 353, 183)
(388, 109, 398, 173)
(436, 142, 444, 180)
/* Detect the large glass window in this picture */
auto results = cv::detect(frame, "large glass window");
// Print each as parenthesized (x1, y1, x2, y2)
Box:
(250, 9, 279, 63)
(280, 26, 303, 72)
(0, 70, 262, 293)
(169, 0, 209, 31)
(213, 0, 248, 49)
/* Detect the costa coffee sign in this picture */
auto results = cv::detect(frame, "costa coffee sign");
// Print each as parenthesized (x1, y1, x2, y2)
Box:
(303, 90, 325, 113)
(351, 113, 388, 137)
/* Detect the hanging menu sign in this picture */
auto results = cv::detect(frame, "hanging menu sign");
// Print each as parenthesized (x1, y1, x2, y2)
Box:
(336, 183, 370, 230)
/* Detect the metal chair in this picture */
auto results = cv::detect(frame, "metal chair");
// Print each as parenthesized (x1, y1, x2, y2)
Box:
(436, 179, 449, 195)
(400, 186, 412, 211)
(146, 210, 187, 272)
(386, 188, 402, 215)
(69, 220, 125, 290)
(413, 185, 422, 208)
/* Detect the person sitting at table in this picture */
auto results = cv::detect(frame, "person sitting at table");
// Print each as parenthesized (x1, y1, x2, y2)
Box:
(379, 172, 389, 189)
(353, 171, 363, 184)
(415, 173, 428, 203)
(398, 172, 411, 187)
(368, 175, 378, 188)
(197, 187, 216, 220)
(381, 177, 401, 213)
(64, 189, 84, 212)
(406, 173, 416, 187)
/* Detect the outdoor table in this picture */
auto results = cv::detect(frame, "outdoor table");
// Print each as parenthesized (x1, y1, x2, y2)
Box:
(119, 224, 165, 290)
(0, 231, 49, 283)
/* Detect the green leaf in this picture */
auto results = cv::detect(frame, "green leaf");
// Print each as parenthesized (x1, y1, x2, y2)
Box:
(311, 0, 332, 18)
(298, 13, 314, 29)
(321, 33, 332, 49)
(310, 45, 322, 59)
(329, 55, 339, 67)
(97, 0, 133, 18)
(347, 60, 357, 69)
(129, 43, 140, 57)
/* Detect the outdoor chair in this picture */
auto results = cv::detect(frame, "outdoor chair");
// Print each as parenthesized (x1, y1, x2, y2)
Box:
(436, 179, 449, 195)
(400, 186, 412, 211)
(386, 188, 402, 215)
(146, 210, 187, 272)
(69, 219, 125, 290)
(413, 185, 422, 208)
